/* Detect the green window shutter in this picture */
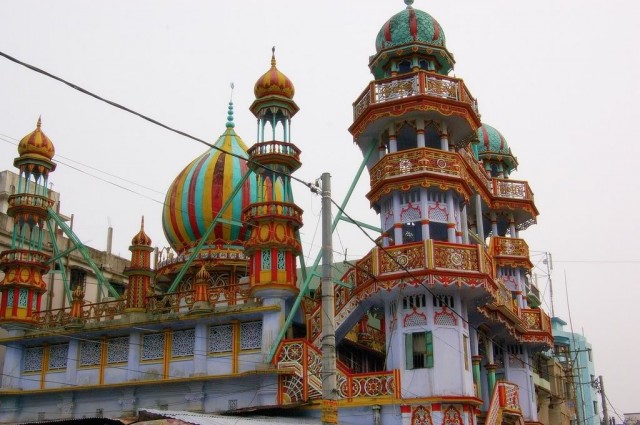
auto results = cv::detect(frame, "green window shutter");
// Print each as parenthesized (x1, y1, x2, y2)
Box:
(425, 331, 434, 368)
(405, 333, 414, 370)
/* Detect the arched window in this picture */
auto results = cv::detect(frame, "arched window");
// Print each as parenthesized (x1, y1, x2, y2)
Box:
(398, 60, 412, 74)
(397, 124, 417, 151)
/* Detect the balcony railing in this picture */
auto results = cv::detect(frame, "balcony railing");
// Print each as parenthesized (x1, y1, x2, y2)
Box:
(0, 249, 51, 267)
(491, 237, 530, 258)
(353, 70, 479, 121)
(492, 178, 534, 201)
(369, 148, 465, 189)
(33, 298, 126, 329)
(8, 193, 55, 209)
(242, 201, 303, 224)
(247, 140, 301, 169)
(522, 308, 552, 333)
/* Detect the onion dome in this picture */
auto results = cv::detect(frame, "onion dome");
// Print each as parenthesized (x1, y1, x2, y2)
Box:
(254, 47, 295, 99)
(18, 117, 56, 161)
(131, 216, 152, 246)
(475, 123, 518, 174)
(375, 0, 446, 52)
(162, 102, 257, 253)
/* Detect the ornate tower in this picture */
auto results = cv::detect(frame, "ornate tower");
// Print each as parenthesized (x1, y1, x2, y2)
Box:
(124, 217, 153, 312)
(0, 118, 56, 326)
(244, 49, 303, 300)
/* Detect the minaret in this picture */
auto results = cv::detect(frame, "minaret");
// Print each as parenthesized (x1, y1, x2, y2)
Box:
(0, 118, 56, 327)
(244, 49, 303, 354)
(123, 217, 153, 313)
(244, 48, 303, 299)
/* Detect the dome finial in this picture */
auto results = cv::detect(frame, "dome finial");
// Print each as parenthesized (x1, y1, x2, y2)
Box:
(404, 0, 414, 8)
(271, 46, 276, 67)
(37, 116, 42, 129)
(226, 86, 235, 128)
(140, 215, 145, 230)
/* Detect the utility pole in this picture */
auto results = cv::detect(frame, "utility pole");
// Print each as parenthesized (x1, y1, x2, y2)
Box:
(595, 375, 610, 425)
(320, 173, 338, 425)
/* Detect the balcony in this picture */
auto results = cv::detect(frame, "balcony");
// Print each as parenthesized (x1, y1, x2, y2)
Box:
(521, 308, 553, 347)
(0, 249, 51, 269)
(247, 140, 301, 171)
(525, 279, 541, 308)
(490, 237, 533, 269)
(242, 201, 303, 226)
(368, 148, 472, 203)
(489, 281, 523, 326)
(351, 71, 480, 138)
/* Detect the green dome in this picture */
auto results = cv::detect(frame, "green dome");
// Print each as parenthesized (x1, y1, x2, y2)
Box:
(474, 124, 518, 174)
(375, 2, 446, 53)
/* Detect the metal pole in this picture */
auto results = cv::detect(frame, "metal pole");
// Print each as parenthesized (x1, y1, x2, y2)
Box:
(600, 375, 610, 425)
(320, 172, 338, 425)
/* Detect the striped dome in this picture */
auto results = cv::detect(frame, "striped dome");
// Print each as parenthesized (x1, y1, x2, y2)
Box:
(254, 49, 295, 99)
(375, 1, 446, 53)
(18, 117, 55, 161)
(475, 124, 518, 173)
(162, 102, 257, 253)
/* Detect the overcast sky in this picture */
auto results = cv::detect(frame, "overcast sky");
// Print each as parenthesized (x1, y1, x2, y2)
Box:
(1, 0, 639, 416)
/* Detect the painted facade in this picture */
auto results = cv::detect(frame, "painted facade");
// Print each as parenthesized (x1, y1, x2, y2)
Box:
(1, 1, 561, 424)
(552, 317, 600, 425)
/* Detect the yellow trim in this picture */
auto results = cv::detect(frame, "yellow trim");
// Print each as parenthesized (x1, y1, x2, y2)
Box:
(99, 336, 107, 385)
(232, 321, 239, 374)
(163, 329, 171, 379)
(40, 343, 49, 389)
(0, 370, 292, 396)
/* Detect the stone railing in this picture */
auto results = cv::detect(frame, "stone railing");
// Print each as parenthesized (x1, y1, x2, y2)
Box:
(353, 70, 479, 121)
(275, 339, 397, 403)
(247, 140, 301, 166)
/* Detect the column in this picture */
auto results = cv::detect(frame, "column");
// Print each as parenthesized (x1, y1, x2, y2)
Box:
(485, 337, 497, 396)
(127, 332, 141, 381)
(416, 119, 425, 148)
(475, 195, 485, 244)
(461, 204, 469, 244)
(421, 188, 430, 240)
(440, 122, 449, 151)
(393, 192, 403, 244)
(446, 192, 456, 242)
(389, 124, 397, 153)
(194, 322, 208, 376)
(66, 339, 79, 385)
(490, 212, 498, 236)
(509, 213, 516, 237)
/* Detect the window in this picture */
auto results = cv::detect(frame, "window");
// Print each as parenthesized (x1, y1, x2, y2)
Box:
(403, 294, 427, 310)
(405, 331, 434, 369)
(433, 294, 454, 309)
(209, 324, 233, 353)
(587, 348, 593, 362)
(402, 222, 422, 243)
(398, 60, 412, 74)
(428, 222, 448, 241)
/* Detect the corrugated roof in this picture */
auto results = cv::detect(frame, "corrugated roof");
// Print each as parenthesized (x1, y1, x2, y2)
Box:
(137, 409, 321, 425)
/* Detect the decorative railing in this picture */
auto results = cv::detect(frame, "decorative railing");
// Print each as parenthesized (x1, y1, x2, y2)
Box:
(275, 339, 397, 403)
(353, 70, 479, 121)
(521, 308, 552, 333)
(369, 148, 464, 189)
(491, 282, 521, 321)
(156, 246, 248, 270)
(344, 324, 386, 354)
(248, 140, 301, 160)
(432, 241, 482, 272)
(147, 286, 253, 315)
(491, 237, 530, 259)
(7, 193, 55, 209)
(33, 298, 126, 329)
(242, 201, 303, 223)
(492, 179, 534, 201)
(458, 147, 493, 190)
(0, 249, 51, 266)
(484, 381, 522, 425)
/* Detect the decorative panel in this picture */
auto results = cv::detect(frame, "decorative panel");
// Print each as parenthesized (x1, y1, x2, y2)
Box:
(79, 340, 102, 367)
(23, 346, 43, 372)
(18, 288, 28, 308)
(142, 333, 165, 361)
(7, 290, 14, 307)
(208, 324, 233, 353)
(48, 344, 69, 370)
(107, 337, 129, 364)
(171, 329, 195, 358)
(277, 250, 286, 270)
(240, 321, 262, 350)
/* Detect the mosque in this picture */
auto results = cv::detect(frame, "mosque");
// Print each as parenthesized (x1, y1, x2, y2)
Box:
(0, 1, 566, 424)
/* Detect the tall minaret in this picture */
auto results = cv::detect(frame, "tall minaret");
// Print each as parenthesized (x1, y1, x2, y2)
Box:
(0, 118, 56, 327)
(244, 49, 303, 351)
(124, 217, 153, 313)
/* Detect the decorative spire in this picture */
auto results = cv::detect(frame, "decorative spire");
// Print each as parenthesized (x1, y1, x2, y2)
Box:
(226, 100, 235, 129)
(37, 116, 42, 129)
(405, 0, 414, 8)
(140, 216, 145, 230)
(271, 46, 276, 67)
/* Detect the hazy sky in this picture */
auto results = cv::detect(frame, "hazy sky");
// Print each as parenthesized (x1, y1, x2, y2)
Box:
(1, 0, 639, 416)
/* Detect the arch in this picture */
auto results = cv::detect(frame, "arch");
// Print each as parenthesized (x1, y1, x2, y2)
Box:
(397, 122, 417, 151)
